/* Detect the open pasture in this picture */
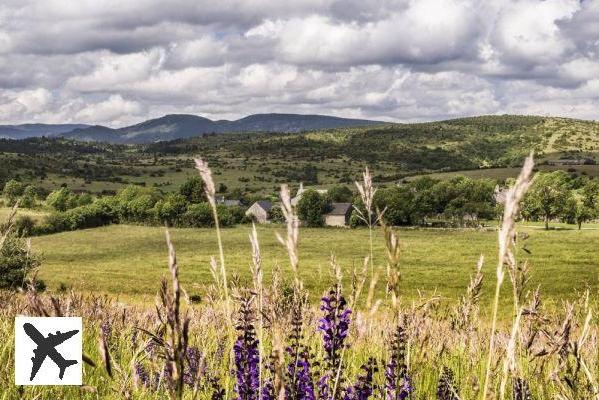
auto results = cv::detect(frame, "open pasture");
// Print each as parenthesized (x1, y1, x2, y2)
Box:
(31, 223, 599, 310)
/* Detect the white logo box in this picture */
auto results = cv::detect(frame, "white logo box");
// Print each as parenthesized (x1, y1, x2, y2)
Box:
(14, 316, 83, 386)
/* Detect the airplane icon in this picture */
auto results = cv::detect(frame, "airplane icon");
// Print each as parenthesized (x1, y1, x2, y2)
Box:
(22, 322, 79, 381)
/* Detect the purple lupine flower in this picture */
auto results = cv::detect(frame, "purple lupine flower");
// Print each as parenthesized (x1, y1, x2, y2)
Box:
(286, 350, 316, 400)
(211, 377, 226, 400)
(261, 379, 275, 400)
(385, 323, 413, 400)
(183, 346, 203, 386)
(318, 285, 352, 400)
(135, 362, 152, 388)
(318, 373, 333, 400)
(344, 358, 378, 400)
(234, 295, 260, 400)
(286, 301, 316, 400)
(436, 368, 459, 400)
(101, 320, 112, 339)
(318, 286, 352, 369)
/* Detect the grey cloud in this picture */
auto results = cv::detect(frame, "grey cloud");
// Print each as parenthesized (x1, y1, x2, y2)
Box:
(0, 0, 598, 125)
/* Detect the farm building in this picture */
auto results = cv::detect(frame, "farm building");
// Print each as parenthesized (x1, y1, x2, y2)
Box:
(245, 200, 273, 223)
(324, 203, 353, 227)
(216, 196, 242, 207)
(291, 183, 328, 206)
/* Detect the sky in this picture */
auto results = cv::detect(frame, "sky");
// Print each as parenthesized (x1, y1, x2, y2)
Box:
(0, 0, 598, 127)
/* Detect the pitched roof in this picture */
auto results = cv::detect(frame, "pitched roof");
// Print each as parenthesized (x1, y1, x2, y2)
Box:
(256, 200, 273, 211)
(326, 202, 352, 216)
(224, 199, 242, 207)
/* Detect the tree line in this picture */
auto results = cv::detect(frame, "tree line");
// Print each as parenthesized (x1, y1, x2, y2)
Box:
(3, 170, 599, 234)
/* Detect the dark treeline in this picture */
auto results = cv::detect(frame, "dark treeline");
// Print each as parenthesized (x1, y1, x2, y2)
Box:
(3, 169, 599, 235)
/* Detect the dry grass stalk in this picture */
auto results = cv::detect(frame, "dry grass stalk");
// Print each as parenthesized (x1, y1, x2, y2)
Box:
(499, 309, 523, 400)
(276, 184, 301, 290)
(0, 202, 19, 250)
(249, 223, 265, 398)
(482, 152, 535, 400)
(452, 255, 484, 332)
(146, 229, 191, 399)
(354, 167, 380, 281)
(381, 221, 401, 309)
(194, 157, 230, 319)
(577, 310, 599, 399)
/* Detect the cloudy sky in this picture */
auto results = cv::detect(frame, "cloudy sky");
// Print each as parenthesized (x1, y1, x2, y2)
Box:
(0, 0, 598, 126)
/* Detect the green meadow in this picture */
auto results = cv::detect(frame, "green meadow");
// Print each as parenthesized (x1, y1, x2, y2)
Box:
(31, 222, 599, 310)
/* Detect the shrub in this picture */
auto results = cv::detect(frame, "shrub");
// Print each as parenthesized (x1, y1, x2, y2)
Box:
(46, 187, 79, 211)
(180, 203, 214, 227)
(38, 203, 115, 234)
(0, 230, 43, 290)
(115, 186, 162, 222)
(224, 205, 246, 225)
(153, 193, 188, 225)
(268, 205, 284, 223)
(179, 176, 205, 204)
(13, 215, 36, 236)
(2, 179, 24, 206)
(328, 185, 354, 202)
(297, 189, 330, 227)
(20, 185, 38, 209)
(38, 213, 69, 234)
(63, 204, 114, 230)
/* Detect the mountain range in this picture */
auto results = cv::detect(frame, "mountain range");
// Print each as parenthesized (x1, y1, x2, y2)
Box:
(0, 113, 383, 144)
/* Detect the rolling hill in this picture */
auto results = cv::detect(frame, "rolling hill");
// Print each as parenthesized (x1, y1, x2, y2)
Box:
(0, 123, 89, 139)
(2, 115, 599, 196)
(3, 113, 383, 144)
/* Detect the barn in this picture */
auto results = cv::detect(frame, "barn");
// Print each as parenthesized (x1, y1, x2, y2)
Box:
(324, 203, 353, 227)
(245, 200, 273, 223)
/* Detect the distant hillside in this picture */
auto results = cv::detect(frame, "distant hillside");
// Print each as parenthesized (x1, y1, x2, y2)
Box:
(2, 114, 599, 196)
(0, 123, 89, 139)
(26, 113, 383, 143)
(149, 115, 599, 171)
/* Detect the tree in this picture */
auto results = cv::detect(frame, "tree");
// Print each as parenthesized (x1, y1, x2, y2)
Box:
(297, 189, 330, 227)
(154, 193, 188, 225)
(564, 195, 594, 230)
(327, 185, 353, 202)
(46, 187, 77, 212)
(19, 185, 38, 209)
(567, 179, 599, 229)
(179, 176, 205, 204)
(3, 179, 24, 206)
(523, 171, 571, 230)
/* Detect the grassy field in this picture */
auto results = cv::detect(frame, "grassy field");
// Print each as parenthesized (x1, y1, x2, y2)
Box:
(30, 222, 599, 312)
(0, 207, 49, 222)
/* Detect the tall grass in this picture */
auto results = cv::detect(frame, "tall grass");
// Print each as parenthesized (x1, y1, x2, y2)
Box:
(1, 157, 598, 399)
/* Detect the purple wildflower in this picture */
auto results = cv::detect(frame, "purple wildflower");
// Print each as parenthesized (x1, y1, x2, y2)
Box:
(318, 285, 352, 400)
(513, 378, 532, 400)
(286, 300, 316, 400)
(436, 367, 459, 400)
(385, 323, 413, 400)
(318, 373, 333, 400)
(101, 320, 112, 340)
(261, 378, 276, 400)
(286, 350, 316, 400)
(134, 362, 152, 389)
(319, 286, 352, 370)
(344, 358, 378, 400)
(234, 295, 260, 400)
(183, 346, 203, 386)
(211, 377, 226, 400)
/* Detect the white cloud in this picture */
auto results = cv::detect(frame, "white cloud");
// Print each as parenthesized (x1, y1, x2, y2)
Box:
(73, 95, 144, 124)
(0, 0, 598, 125)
